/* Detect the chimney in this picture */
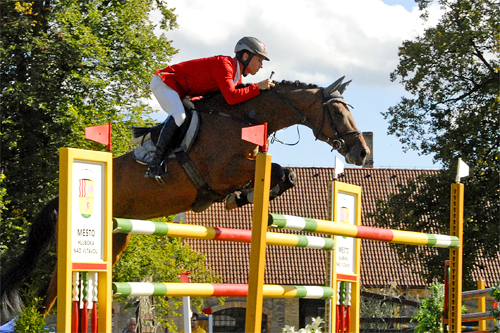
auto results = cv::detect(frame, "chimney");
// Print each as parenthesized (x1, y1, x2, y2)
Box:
(362, 131, 374, 168)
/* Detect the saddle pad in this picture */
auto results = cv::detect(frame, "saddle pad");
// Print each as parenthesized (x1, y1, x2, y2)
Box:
(133, 111, 200, 165)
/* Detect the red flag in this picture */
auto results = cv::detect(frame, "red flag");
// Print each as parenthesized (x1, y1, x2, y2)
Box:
(178, 272, 191, 283)
(241, 123, 268, 152)
(85, 123, 112, 151)
(202, 308, 213, 315)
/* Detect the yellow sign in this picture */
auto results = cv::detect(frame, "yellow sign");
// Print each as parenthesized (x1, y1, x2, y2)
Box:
(58, 148, 112, 333)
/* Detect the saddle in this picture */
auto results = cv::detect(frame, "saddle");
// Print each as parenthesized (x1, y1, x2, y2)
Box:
(132, 110, 199, 165)
(131, 109, 224, 212)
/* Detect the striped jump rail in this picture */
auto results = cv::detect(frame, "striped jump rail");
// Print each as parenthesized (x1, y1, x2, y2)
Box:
(268, 213, 460, 249)
(112, 282, 333, 299)
(113, 218, 334, 250)
(462, 287, 495, 300)
(461, 311, 494, 322)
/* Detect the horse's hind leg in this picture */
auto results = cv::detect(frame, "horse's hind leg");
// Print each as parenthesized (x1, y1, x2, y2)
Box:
(39, 267, 58, 316)
(226, 165, 297, 210)
(112, 233, 132, 264)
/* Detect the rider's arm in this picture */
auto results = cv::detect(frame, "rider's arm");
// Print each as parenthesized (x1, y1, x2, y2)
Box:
(213, 57, 260, 105)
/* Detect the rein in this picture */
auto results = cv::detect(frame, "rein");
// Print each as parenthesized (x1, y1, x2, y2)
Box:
(271, 87, 361, 153)
(195, 86, 361, 154)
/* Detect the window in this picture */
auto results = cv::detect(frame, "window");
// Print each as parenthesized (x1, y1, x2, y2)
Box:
(213, 307, 267, 333)
(299, 299, 325, 328)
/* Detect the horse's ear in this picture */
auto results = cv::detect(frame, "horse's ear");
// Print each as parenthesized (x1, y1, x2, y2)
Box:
(323, 76, 345, 98)
(338, 80, 352, 95)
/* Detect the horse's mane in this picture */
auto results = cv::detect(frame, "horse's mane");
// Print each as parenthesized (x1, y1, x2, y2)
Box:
(275, 80, 320, 89)
(198, 80, 320, 101)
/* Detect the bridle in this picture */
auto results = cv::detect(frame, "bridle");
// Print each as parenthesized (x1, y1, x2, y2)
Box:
(272, 87, 362, 154)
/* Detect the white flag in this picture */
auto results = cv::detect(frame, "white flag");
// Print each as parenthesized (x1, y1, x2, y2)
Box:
(334, 156, 345, 179)
(456, 158, 469, 182)
(173, 212, 185, 223)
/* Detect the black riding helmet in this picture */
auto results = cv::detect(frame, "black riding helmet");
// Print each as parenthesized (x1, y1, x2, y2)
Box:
(234, 37, 269, 76)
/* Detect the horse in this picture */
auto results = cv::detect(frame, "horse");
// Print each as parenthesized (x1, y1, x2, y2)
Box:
(0, 78, 369, 323)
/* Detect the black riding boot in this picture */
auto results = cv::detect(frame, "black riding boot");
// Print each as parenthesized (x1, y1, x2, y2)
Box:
(145, 117, 179, 183)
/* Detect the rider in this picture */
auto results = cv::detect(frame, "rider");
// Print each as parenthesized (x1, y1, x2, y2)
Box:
(146, 36, 275, 182)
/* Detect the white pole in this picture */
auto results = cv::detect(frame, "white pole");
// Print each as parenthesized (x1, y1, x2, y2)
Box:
(183, 296, 192, 333)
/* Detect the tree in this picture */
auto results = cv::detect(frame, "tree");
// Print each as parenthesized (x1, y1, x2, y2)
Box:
(412, 284, 444, 333)
(1, 0, 177, 298)
(371, 0, 499, 289)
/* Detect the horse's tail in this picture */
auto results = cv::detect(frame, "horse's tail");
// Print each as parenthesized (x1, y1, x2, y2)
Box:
(131, 125, 161, 146)
(0, 197, 59, 324)
(132, 125, 155, 138)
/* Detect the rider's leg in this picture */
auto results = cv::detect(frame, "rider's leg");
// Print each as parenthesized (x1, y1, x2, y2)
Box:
(150, 75, 186, 126)
(146, 75, 185, 182)
(145, 117, 179, 182)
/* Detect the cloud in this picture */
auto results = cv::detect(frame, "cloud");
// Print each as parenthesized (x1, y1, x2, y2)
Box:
(156, 0, 442, 88)
(147, 0, 443, 168)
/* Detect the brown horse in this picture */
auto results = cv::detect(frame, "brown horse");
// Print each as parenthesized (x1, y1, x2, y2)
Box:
(0, 78, 369, 323)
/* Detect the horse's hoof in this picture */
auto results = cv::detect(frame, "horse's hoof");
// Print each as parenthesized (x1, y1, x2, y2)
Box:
(225, 192, 240, 210)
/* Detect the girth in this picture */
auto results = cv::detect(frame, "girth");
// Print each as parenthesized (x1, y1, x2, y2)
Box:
(174, 150, 224, 212)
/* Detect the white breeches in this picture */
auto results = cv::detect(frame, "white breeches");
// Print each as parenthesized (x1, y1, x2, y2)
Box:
(150, 75, 186, 126)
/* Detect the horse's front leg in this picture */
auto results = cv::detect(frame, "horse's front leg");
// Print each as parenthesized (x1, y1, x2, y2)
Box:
(225, 164, 297, 210)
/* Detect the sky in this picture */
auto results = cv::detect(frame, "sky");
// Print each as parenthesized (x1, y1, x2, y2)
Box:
(149, 0, 444, 169)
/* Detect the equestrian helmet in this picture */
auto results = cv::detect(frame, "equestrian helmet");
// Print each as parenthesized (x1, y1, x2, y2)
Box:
(234, 37, 269, 61)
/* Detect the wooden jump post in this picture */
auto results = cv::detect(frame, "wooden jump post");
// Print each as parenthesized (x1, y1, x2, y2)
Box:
(445, 270, 497, 331)
(57, 148, 113, 333)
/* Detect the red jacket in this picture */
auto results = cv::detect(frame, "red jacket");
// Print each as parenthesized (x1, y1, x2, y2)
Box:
(155, 56, 260, 105)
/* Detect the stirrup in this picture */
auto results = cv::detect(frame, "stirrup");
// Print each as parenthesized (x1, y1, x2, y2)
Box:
(154, 175, 164, 184)
(145, 163, 166, 184)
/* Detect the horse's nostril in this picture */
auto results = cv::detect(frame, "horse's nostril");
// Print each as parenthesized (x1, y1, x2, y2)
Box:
(361, 149, 367, 159)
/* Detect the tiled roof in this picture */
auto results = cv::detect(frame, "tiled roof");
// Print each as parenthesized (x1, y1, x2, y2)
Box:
(184, 167, 499, 288)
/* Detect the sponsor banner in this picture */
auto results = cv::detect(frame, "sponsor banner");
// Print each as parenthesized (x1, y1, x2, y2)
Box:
(336, 192, 356, 275)
(72, 161, 105, 262)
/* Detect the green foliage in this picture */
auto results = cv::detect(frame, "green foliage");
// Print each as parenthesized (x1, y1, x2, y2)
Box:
(372, 0, 499, 288)
(0, 174, 7, 213)
(412, 284, 444, 333)
(491, 283, 500, 332)
(14, 293, 50, 333)
(1, 0, 177, 305)
(113, 217, 220, 332)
